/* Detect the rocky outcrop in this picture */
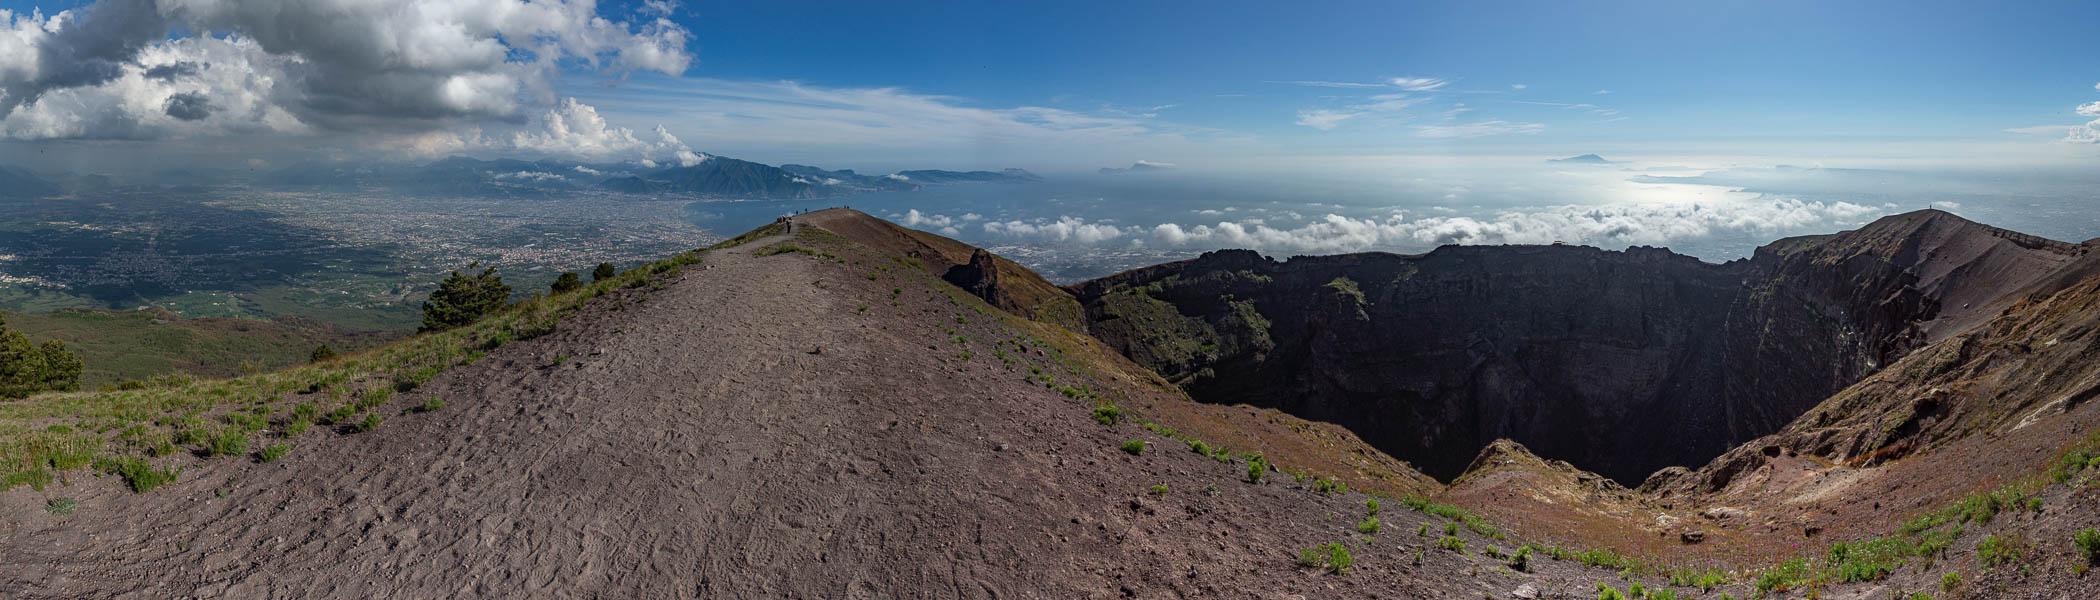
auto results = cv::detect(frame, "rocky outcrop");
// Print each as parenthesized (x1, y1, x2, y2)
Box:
(1659, 241, 2100, 498)
(1068, 210, 2083, 485)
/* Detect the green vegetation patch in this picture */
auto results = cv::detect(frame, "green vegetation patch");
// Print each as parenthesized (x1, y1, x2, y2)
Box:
(1, 245, 707, 495)
(1297, 542, 1354, 574)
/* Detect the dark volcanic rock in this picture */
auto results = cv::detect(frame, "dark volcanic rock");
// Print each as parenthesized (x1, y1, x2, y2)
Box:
(1067, 210, 2081, 484)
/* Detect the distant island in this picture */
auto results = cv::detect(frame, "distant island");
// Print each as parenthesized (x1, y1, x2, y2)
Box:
(1098, 160, 1174, 174)
(1548, 154, 1614, 164)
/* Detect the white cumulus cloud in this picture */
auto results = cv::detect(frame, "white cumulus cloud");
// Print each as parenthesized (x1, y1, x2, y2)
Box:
(2071, 86, 2100, 144)
(1135, 199, 1891, 255)
(0, 0, 694, 162)
(982, 216, 1130, 244)
(510, 99, 703, 166)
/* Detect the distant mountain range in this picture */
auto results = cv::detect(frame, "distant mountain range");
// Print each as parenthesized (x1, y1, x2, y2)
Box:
(1549, 154, 1614, 164)
(0, 166, 60, 199)
(260, 155, 1041, 199)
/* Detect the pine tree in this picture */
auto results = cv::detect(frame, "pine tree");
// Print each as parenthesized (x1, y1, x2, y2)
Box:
(551, 271, 583, 293)
(0, 315, 82, 398)
(419, 263, 512, 333)
(309, 344, 338, 363)
(592, 262, 617, 282)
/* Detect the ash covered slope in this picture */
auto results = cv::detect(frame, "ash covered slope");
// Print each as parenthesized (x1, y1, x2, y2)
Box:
(1066, 209, 2081, 485)
(3, 210, 1472, 598)
(1661, 235, 2100, 501)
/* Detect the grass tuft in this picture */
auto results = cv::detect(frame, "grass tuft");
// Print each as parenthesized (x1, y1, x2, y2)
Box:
(259, 442, 290, 463)
(93, 456, 181, 493)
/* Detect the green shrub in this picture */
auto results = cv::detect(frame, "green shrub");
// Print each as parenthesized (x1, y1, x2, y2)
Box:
(1648, 588, 1679, 600)
(1356, 517, 1381, 535)
(2075, 528, 2100, 566)
(592, 262, 616, 281)
(1091, 404, 1122, 425)
(354, 412, 383, 433)
(1313, 476, 1347, 496)
(259, 443, 290, 462)
(1940, 572, 1961, 592)
(1508, 545, 1536, 571)
(1755, 558, 1811, 594)
(1245, 453, 1267, 484)
(1437, 536, 1466, 553)
(1297, 542, 1353, 574)
(1364, 498, 1380, 514)
(1149, 484, 1168, 495)
(1596, 584, 1625, 600)
(1628, 583, 1645, 597)
(45, 497, 77, 515)
(1978, 534, 2022, 569)
(1444, 521, 1460, 536)
(309, 344, 338, 363)
(1120, 439, 1147, 455)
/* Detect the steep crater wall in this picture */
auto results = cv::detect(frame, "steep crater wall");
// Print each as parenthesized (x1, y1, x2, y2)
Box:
(1067, 210, 2081, 484)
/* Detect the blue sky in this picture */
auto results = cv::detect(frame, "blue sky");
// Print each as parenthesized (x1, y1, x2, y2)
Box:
(563, 0, 2100, 170)
(1, 0, 2097, 172)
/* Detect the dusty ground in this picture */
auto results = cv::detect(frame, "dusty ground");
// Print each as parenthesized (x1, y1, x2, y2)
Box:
(4, 209, 2099, 599)
(0, 212, 1687, 598)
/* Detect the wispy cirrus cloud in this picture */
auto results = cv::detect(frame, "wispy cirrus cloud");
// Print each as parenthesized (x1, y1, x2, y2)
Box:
(571, 77, 1238, 168)
(1285, 74, 1554, 135)
(1276, 80, 1389, 89)
(1291, 93, 1427, 130)
(1413, 120, 1544, 138)
(1391, 77, 1450, 91)
(1295, 109, 1361, 130)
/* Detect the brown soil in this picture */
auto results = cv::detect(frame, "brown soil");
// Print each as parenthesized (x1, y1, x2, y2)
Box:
(7, 208, 2100, 599)
(0, 211, 1647, 598)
